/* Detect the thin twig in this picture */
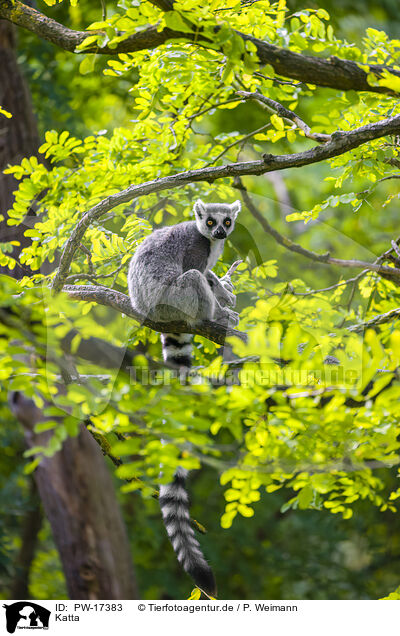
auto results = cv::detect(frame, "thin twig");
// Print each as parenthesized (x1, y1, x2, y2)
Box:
(293, 271, 368, 297)
(253, 71, 303, 87)
(235, 178, 400, 282)
(188, 97, 242, 120)
(358, 173, 400, 197)
(79, 243, 95, 275)
(66, 264, 123, 284)
(100, 0, 106, 20)
(236, 90, 331, 143)
(203, 123, 271, 168)
(392, 239, 400, 260)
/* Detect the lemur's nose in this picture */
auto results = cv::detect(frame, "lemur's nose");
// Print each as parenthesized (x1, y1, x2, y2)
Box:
(213, 227, 226, 239)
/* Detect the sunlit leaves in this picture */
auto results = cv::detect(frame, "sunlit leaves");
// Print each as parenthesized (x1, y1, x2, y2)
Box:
(380, 586, 400, 600)
(187, 587, 201, 600)
(376, 69, 400, 93)
(2, 2, 400, 598)
(287, 193, 359, 223)
(38, 130, 84, 162)
(0, 106, 12, 118)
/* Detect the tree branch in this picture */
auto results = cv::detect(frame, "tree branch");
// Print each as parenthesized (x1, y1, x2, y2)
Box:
(62, 284, 247, 345)
(236, 90, 331, 142)
(1, 0, 400, 95)
(293, 272, 368, 297)
(0, 1, 170, 53)
(242, 41, 400, 96)
(52, 113, 400, 292)
(234, 178, 400, 282)
(347, 307, 400, 332)
(202, 122, 271, 168)
(60, 329, 148, 374)
(235, 177, 330, 262)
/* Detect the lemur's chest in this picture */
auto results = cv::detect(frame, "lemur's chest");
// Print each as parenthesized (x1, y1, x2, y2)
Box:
(206, 240, 224, 271)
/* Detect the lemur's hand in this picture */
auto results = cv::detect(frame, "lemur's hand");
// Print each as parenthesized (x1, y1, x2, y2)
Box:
(215, 284, 236, 307)
(219, 259, 242, 294)
(219, 276, 234, 294)
(223, 288, 236, 307)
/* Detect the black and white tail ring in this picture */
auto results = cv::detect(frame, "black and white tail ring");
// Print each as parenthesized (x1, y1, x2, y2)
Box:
(159, 467, 216, 596)
(161, 332, 193, 369)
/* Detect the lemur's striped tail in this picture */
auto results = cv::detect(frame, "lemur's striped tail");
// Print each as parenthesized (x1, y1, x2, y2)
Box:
(159, 334, 216, 595)
(161, 333, 193, 369)
(159, 468, 217, 596)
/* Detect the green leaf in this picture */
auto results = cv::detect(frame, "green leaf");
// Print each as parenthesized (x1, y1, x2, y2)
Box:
(79, 56, 96, 75)
(164, 11, 193, 33)
(188, 587, 202, 600)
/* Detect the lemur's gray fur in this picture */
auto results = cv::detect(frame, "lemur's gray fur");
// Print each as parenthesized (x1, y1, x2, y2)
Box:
(127, 199, 241, 596)
(128, 199, 240, 368)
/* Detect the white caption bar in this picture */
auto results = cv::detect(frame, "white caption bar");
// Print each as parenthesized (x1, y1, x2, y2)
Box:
(2, 599, 397, 636)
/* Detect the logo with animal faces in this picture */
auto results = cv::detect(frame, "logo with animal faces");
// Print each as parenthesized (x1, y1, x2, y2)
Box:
(2, 602, 50, 634)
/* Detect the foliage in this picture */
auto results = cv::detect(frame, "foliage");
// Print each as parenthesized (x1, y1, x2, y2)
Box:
(2, 0, 400, 600)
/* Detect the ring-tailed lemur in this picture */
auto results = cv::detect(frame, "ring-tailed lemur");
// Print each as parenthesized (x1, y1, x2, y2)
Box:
(128, 199, 241, 596)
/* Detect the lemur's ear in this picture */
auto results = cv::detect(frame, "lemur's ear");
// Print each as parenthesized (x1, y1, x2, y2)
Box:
(193, 199, 206, 219)
(231, 200, 241, 218)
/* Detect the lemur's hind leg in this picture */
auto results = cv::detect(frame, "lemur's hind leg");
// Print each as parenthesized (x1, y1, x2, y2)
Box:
(161, 269, 216, 322)
(160, 269, 239, 326)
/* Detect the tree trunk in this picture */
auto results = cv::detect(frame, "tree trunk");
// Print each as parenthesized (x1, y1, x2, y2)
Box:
(0, 21, 40, 278)
(10, 479, 43, 599)
(2, 20, 139, 599)
(11, 393, 139, 599)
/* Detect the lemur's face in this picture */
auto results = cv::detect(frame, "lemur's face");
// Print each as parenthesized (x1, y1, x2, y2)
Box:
(193, 200, 241, 241)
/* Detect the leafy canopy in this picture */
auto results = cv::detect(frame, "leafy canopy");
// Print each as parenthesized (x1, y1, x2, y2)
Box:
(2, 0, 400, 597)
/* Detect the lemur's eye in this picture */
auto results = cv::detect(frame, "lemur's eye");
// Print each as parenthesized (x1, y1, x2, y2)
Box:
(224, 218, 231, 227)
(206, 218, 215, 227)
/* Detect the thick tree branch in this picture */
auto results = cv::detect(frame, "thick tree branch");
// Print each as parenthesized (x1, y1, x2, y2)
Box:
(60, 329, 148, 374)
(0, 1, 171, 53)
(52, 113, 400, 292)
(242, 40, 400, 96)
(62, 284, 247, 345)
(10, 479, 42, 599)
(1, 0, 400, 95)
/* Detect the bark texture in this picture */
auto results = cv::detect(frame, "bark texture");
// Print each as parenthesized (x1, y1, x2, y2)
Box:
(0, 21, 40, 277)
(11, 393, 139, 600)
(10, 479, 43, 599)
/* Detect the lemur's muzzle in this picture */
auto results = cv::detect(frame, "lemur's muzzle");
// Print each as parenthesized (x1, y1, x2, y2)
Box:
(213, 227, 226, 239)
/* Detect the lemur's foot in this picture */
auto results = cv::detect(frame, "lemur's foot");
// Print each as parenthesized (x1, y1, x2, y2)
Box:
(216, 287, 236, 308)
(215, 307, 240, 327)
(224, 308, 240, 326)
